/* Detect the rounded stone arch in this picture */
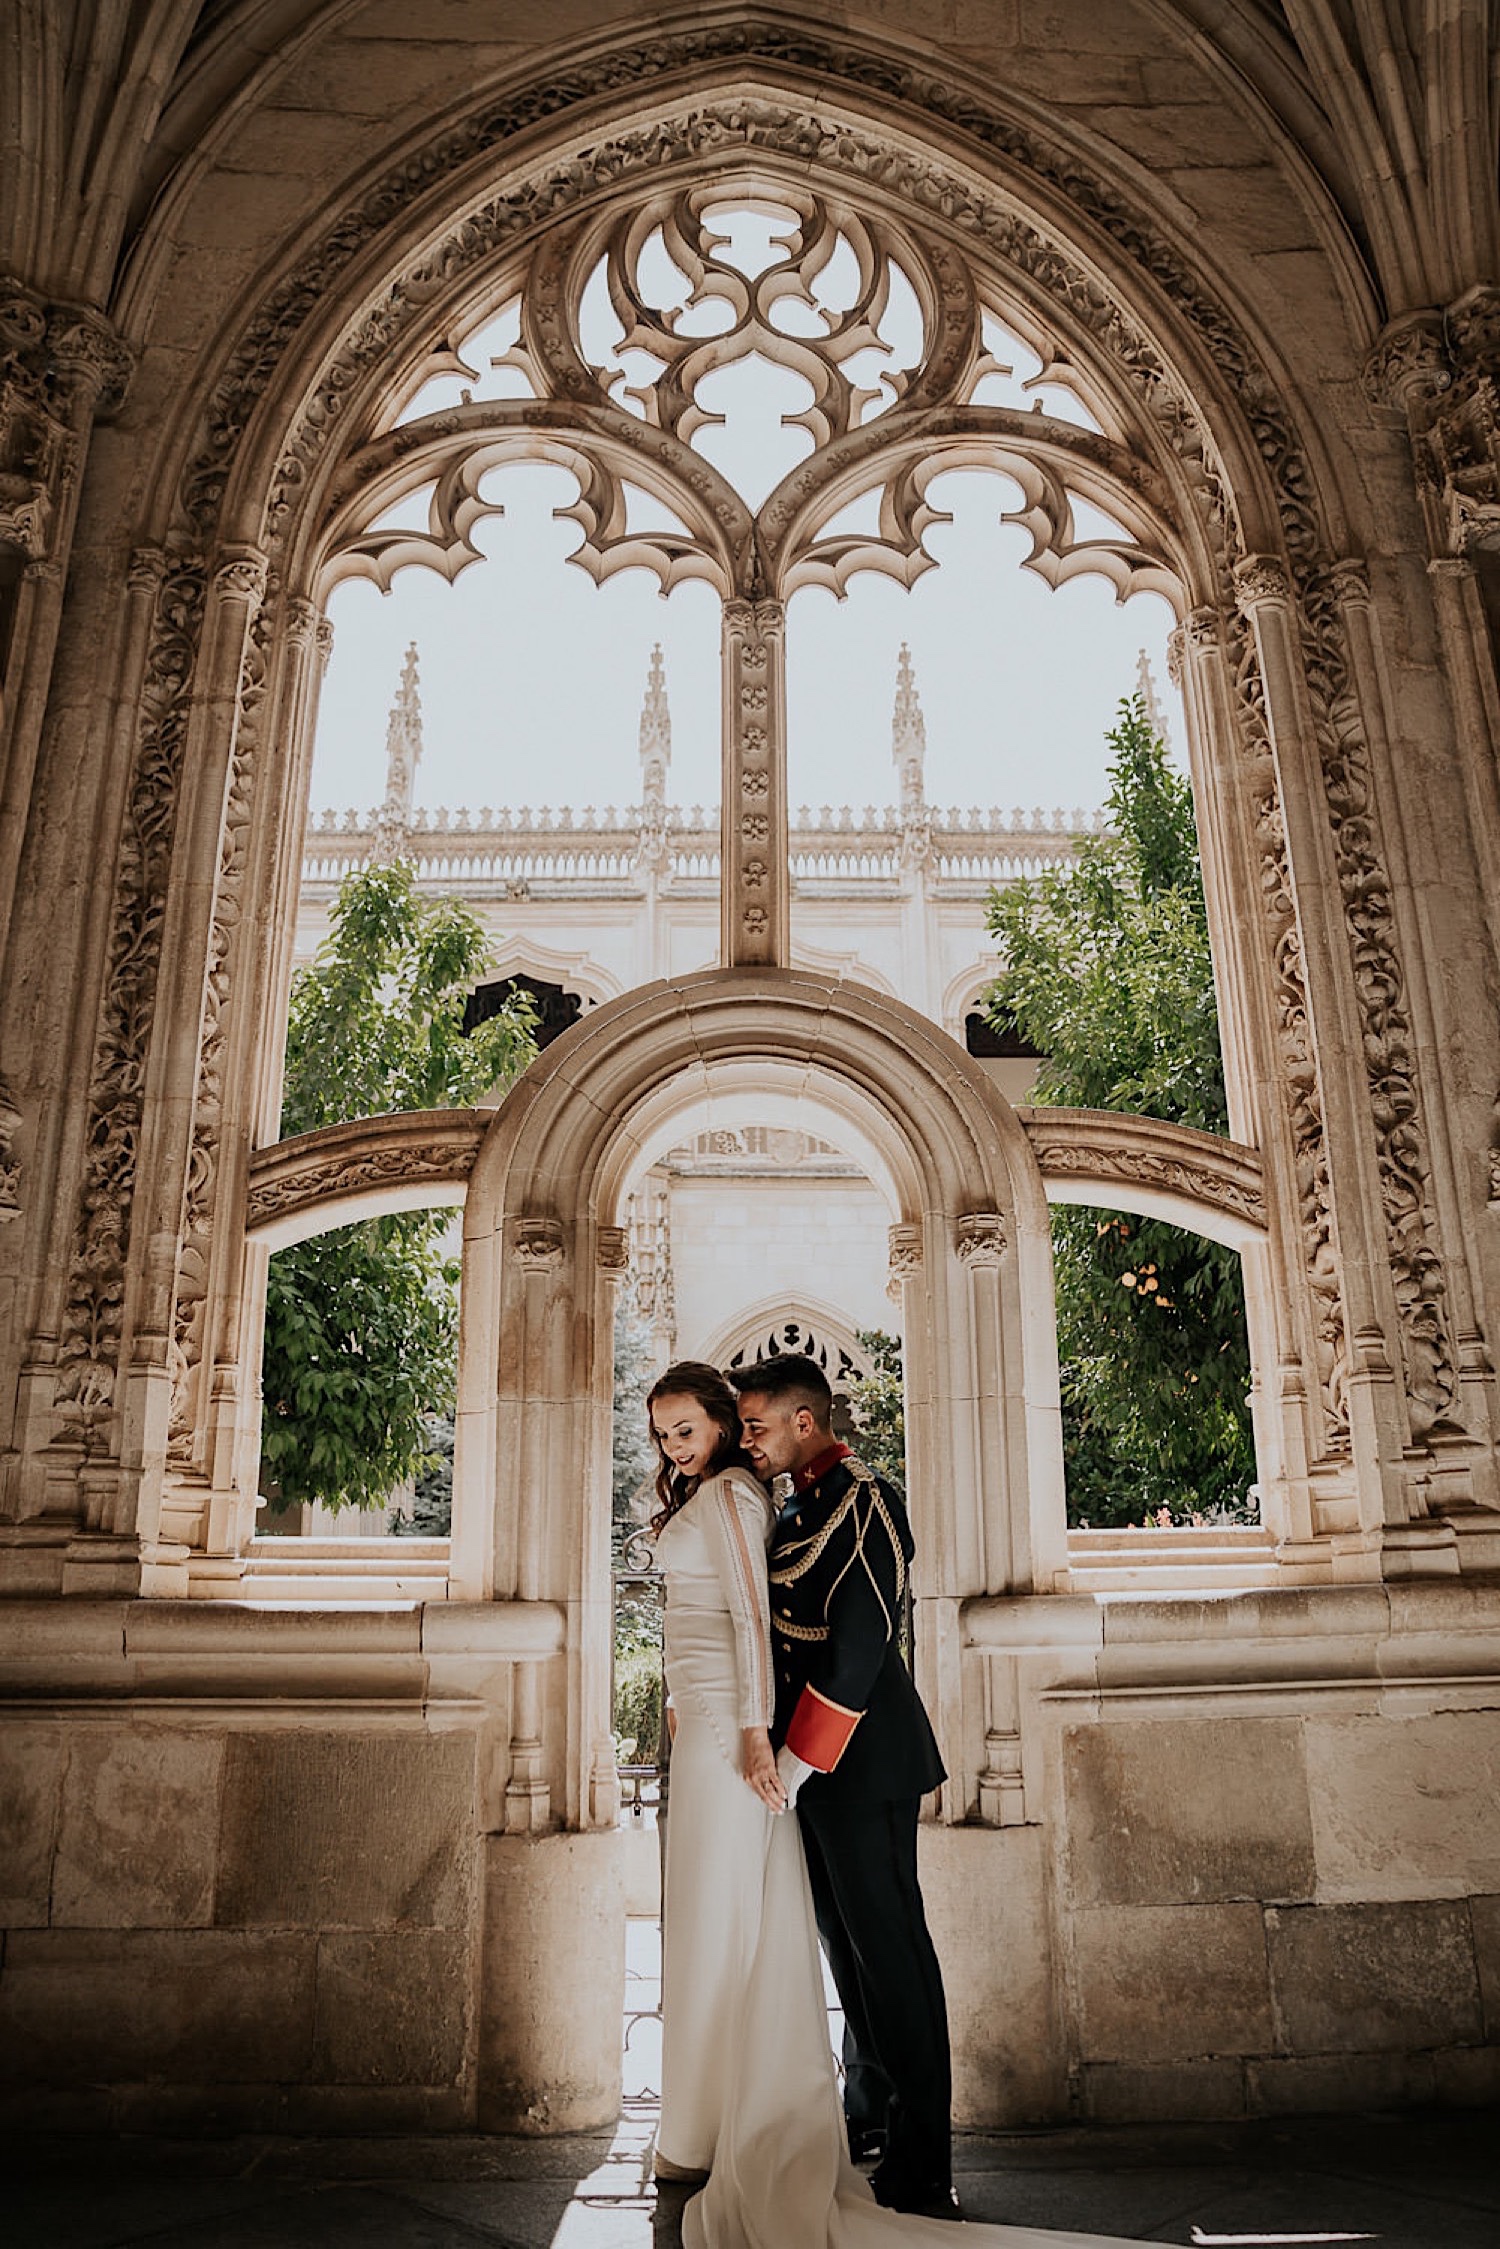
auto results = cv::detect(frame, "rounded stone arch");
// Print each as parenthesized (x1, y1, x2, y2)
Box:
(456, 967, 1061, 1831)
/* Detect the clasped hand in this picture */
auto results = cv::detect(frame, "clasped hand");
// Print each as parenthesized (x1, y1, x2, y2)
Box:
(740, 1726, 788, 1811)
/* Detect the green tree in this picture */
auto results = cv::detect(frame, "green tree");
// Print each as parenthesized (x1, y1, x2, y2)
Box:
(260, 861, 536, 1514)
(846, 1329, 907, 1500)
(985, 695, 1255, 1526)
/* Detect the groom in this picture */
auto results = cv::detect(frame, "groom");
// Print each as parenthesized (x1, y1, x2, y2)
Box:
(729, 1354, 957, 2222)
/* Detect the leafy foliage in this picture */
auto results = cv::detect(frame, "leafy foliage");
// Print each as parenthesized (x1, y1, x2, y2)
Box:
(985, 696, 1256, 1527)
(845, 1329, 908, 1499)
(260, 862, 536, 1514)
(611, 1305, 666, 1761)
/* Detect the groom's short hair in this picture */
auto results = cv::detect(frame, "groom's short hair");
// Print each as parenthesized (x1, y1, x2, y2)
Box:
(728, 1353, 834, 1430)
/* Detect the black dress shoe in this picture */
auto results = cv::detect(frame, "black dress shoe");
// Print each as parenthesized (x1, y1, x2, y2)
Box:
(871, 2167, 962, 2221)
(846, 2124, 887, 2167)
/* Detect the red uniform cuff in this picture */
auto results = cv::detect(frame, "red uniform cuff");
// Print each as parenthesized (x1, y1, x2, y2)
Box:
(786, 1687, 861, 1771)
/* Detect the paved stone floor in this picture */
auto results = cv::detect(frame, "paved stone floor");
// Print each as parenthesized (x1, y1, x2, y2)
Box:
(6, 2111, 1500, 2249)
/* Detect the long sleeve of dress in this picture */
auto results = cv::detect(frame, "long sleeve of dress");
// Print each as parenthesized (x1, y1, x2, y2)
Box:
(699, 1470, 776, 1731)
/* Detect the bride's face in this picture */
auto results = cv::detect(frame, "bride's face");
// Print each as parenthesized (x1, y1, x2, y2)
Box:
(651, 1393, 723, 1480)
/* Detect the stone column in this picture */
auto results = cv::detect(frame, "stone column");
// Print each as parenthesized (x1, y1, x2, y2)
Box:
(720, 597, 787, 969)
(1233, 554, 1458, 1573)
(75, 546, 267, 1593)
(175, 596, 338, 1582)
(1170, 606, 1311, 1548)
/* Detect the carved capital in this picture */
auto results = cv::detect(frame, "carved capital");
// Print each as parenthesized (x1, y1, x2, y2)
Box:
(512, 1216, 564, 1272)
(1424, 374, 1500, 557)
(1363, 310, 1451, 411)
(1233, 554, 1292, 613)
(49, 313, 134, 414)
(887, 1223, 923, 1284)
(127, 546, 171, 596)
(1321, 558, 1371, 609)
(596, 1225, 629, 1273)
(283, 595, 324, 652)
(1446, 285, 1500, 380)
(213, 548, 269, 609)
(955, 1211, 1007, 1267)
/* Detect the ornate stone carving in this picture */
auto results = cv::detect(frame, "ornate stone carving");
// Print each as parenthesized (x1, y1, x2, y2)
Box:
(0, 280, 131, 571)
(1025, 1136, 1266, 1229)
(887, 1223, 923, 1301)
(512, 1217, 565, 1272)
(1303, 565, 1460, 1434)
(1233, 555, 1292, 612)
(169, 598, 273, 1462)
(56, 555, 210, 1437)
(0, 1075, 22, 1222)
(245, 1134, 481, 1232)
(955, 1212, 1007, 1267)
(596, 1226, 629, 1273)
(1225, 612, 1350, 1446)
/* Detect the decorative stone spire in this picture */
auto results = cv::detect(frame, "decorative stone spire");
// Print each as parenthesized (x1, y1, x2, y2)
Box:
(639, 641, 672, 801)
(637, 642, 672, 873)
(891, 641, 926, 813)
(374, 642, 423, 861)
(1135, 647, 1171, 752)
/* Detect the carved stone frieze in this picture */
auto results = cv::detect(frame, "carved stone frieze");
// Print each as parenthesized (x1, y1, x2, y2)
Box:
(245, 1132, 482, 1232)
(56, 554, 210, 1438)
(1026, 1137, 1266, 1229)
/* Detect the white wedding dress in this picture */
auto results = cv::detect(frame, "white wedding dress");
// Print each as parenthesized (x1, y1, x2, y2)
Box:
(655, 1468, 1177, 2249)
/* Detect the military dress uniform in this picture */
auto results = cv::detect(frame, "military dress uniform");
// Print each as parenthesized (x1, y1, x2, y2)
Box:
(769, 1440, 952, 2203)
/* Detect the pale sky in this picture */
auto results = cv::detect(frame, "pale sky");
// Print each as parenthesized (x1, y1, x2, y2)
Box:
(308, 208, 1186, 823)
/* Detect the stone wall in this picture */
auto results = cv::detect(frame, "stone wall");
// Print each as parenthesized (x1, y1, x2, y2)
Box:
(4, 1585, 1498, 2132)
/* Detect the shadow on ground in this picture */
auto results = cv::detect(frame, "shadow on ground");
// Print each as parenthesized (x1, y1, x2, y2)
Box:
(4, 2110, 1499, 2249)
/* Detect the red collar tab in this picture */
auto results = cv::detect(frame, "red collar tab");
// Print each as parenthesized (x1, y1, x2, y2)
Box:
(794, 1441, 849, 1493)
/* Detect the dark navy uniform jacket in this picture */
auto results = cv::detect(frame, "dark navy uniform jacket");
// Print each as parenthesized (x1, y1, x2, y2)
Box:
(768, 1443, 945, 1804)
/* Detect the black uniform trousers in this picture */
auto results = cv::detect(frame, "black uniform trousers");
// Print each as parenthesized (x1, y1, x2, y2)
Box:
(797, 1788, 952, 2191)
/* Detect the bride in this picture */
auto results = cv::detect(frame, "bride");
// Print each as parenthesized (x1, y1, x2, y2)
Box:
(646, 1359, 1176, 2249)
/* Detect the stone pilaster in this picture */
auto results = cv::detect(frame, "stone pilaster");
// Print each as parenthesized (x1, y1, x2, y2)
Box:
(720, 597, 787, 969)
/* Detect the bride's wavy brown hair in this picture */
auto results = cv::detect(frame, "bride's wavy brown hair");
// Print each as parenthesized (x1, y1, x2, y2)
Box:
(646, 1361, 756, 1536)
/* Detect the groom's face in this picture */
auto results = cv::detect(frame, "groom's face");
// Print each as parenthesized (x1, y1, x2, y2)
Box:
(737, 1393, 820, 1479)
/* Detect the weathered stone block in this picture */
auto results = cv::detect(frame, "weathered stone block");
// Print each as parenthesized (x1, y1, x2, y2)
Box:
(923, 1824, 1064, 2125)
(0, 1930, 315, 2084)
(1247, 2050, 1434, 2115)
(215, 1729, 475, 1929)
(479, 1829, 623, 2132)
(1305, 1713, 1500, 1900)
(0, 1726, 64, 1926)
(312, 1930, 470, 2085)
(1267, 1900, 1483, 2054)
(1064, 1717, 1315, 1907)
(1078, 2058, 1247, 2123)
(1072, 1902, 1273, 2062)
(52, 1728, 223, 1928)
(1464, 1892, 1500, 2039)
